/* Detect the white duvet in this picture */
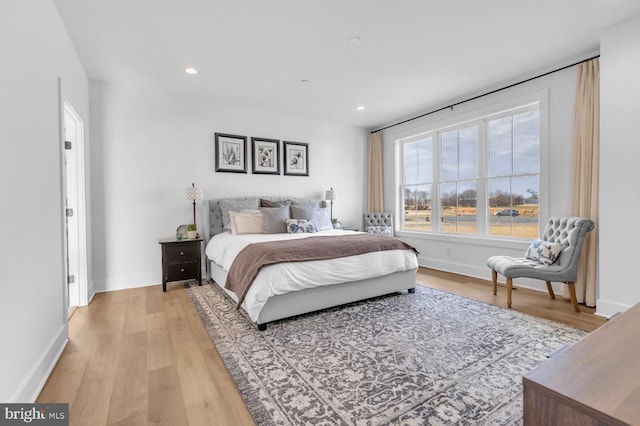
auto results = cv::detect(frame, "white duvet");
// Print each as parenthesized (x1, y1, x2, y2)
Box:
(205, 229, 418, 321)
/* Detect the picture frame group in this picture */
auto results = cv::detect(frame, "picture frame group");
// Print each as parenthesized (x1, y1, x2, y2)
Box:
(214, 133, 309, 176)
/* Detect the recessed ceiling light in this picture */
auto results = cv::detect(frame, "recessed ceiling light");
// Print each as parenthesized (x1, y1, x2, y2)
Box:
(184, 67, 198, 75)
(349, 36, 364, 46)
(356, 105, 366, 111)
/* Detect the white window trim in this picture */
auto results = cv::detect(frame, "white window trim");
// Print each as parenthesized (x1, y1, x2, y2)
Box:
(394, 89, 549, 243)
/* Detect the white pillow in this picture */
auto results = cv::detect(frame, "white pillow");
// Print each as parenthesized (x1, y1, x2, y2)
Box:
(229, 210, 264, 235)
(525, 240, 563, 265)
(313, 207, 333, 231)
(367, 225, 393, 236)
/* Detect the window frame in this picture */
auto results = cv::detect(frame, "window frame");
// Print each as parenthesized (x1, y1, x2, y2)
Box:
(395, 91, 549, 243)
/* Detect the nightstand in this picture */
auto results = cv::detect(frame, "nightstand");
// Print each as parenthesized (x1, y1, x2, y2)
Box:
(159, 238, 202, 292)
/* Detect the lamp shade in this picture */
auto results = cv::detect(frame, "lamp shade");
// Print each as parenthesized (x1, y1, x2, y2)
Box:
(185, 183, 203, 201)
(325, 188, 336, 201)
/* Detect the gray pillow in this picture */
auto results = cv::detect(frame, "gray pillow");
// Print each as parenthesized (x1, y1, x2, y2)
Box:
(291, 200, 321, 209)
(219, 198, 259, 228)
(260, 199, 292, 208)
(261, 206, 290, 233)
(291, 205, 315, 221)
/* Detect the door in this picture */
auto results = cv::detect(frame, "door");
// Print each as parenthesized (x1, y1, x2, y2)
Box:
(63, 101, 87, 308)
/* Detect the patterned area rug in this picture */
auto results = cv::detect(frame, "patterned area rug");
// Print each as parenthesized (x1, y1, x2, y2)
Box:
(186, 282, 586, 425)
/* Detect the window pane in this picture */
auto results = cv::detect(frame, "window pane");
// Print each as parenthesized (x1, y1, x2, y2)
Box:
(417, 137, 433, 184)
(512, 175, 539, 238)
(459, 126, 478, 180)
(488, 116, 512, 177)
(403, 141, 418, 184)
(440, 182, 457, 233)
(402, 185, 432, 232)
(415, 184, 432, 232)
(402, 186, 417, 231)
(458, 181, 477, 234)
(488, 177, 513, 236)
(441, 131, 458, 181)
(513, 110, 540, 175)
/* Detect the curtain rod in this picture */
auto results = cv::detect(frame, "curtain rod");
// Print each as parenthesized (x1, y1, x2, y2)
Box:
(371, 54, 600, 134)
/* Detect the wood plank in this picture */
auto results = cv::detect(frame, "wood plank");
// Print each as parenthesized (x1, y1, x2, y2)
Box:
(68, 376, 115, 426)
(146, 311, 176, 372)
(123, 287, 147, 335)
(164, 294, 238, 425)
(145, 285, 165, 315)
(176, 288, 215, 351)
(108, 414, 148, 426)
(36, 350, 88, 411)
(82, 318, 126, 381)
(201, 347, 255, 425)
(147, 366, 189, 426)
(107, 330, 148, 424)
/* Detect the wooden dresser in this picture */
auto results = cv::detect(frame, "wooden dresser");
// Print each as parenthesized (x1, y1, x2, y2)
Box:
(523, 303, 640, 425)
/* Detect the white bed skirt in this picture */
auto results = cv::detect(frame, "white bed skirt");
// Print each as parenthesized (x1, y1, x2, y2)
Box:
(210, 261, 416, 327)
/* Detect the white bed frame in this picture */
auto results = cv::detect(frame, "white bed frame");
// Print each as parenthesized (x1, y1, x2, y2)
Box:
(203, 197, 417, 330)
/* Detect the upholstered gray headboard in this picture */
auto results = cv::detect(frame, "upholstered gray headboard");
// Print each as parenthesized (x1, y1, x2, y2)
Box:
(203, 196, 327, 242)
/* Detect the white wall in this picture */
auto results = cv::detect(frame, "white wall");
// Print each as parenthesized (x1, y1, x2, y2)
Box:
(381, 66, 579, 294)
(0, 0, 89, 402)
(598, 14, 640, 317)
(90, 80, 367, 291)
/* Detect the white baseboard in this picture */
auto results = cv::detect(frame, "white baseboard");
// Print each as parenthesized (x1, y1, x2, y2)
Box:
(11, 325, 68, 402)
(94, 273, 161, 292)
(595, 298, 631, 319)
(86, 280, 96, 305)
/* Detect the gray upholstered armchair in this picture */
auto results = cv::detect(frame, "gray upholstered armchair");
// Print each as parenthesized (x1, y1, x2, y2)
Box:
(487, 216, 594, 312)
(363, 212, 393, 235)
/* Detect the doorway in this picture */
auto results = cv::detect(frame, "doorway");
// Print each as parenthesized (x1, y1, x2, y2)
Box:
(63, 101, 88, 309)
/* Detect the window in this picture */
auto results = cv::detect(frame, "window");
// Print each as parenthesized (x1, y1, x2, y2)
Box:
(440, 125, 478, 234)
(487, 108, 540, 238)
(399, 103, 540, 239)
(403, 135, 433, 232)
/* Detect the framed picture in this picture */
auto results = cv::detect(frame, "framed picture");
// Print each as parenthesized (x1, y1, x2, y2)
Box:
(215, 133, 247, 173)
(251, 137, 280, 175)
(283, 141, 309, 176)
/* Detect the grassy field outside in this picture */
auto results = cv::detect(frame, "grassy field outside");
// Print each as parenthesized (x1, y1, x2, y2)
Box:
(403, 204, 539, 238)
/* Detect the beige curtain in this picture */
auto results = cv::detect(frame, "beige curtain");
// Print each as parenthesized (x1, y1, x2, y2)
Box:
(569, 58, 599, 307)
(367, 132, 384, 212)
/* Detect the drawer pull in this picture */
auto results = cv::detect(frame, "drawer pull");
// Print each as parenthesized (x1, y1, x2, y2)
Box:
(180, 268, 185, 272)
(180, 251, 184, 255)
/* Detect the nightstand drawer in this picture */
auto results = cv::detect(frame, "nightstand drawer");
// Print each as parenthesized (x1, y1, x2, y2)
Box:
(165, 262, 199, 282)
(164, 243, 200, 261)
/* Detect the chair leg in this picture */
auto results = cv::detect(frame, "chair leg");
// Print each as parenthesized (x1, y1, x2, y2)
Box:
(506, 277, 513, 309)
(545, 281, 556, 299)
(492, 270, 498, 296)
(566, 282, 581, 313)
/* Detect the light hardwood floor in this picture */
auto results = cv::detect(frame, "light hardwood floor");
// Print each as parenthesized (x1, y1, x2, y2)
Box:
(37, 268, 606, 425)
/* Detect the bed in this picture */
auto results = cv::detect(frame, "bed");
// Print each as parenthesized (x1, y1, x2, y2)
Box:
(203, 196, 419, 330)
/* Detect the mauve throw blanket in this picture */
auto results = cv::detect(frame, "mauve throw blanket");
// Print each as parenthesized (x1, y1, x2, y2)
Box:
(225, 234, 419, 308)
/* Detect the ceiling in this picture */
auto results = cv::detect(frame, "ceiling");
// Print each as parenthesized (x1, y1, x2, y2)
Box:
(53, 0, 640, 129)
